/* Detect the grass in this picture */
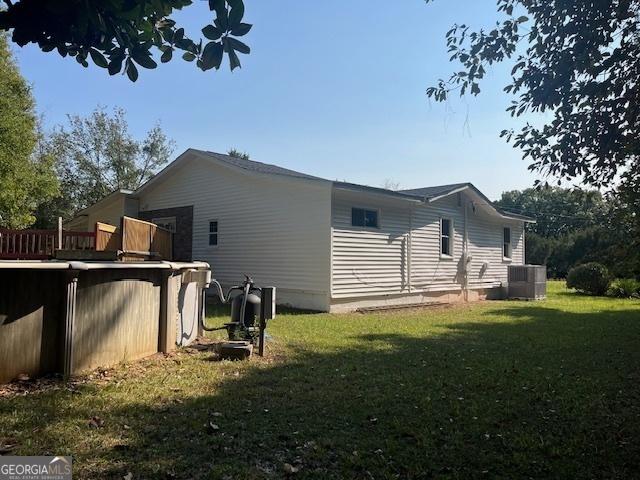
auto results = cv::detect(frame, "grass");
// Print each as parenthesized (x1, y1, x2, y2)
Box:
(1, 281, 640, 479)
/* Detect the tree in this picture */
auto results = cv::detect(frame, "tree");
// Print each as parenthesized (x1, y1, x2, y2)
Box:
(495, 187, 607, 238)
(425, 0, 640, 189)
(45, 107, 174, 219)
(0, 0, 251, 81)
(495, 186, 640, 279)
(0, 34, 57, 228)
(605, 162, 640, 277)
(227, 148, 250, 161)
(382, 179, 401, 191)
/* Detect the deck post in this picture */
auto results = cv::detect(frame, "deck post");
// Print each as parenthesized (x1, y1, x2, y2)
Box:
(57, 217, 63, 250)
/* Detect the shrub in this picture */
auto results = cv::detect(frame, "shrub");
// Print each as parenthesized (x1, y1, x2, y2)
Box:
(607, 278, 640, 298)
(566, 262, 611, 295)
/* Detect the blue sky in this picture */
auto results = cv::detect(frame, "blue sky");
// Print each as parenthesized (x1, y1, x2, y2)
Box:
(13, 0, 544, 200)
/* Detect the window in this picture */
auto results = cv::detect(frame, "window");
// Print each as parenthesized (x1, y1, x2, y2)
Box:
(440, 218, 452, 257)
(503, 227, 512, 259)
(208, 220, 218, 246)
(351, 208, 379, 228)
(152, 217, 176, 233)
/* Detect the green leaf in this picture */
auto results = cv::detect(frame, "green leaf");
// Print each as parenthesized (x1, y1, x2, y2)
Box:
(108, 53, 124, 75)
(202, 25, 223, 40)
(228, 47, 241, 70)
(225, 37, 250, 54)
(214, 8, 228, 31)
(201, 41, 224, 70)
(231, 23, 252, 36)
(160, 48, 173, 63)
(182, 52, 196, 62)
(174, 28, 185, 43)
(227, 0, 244, 28)
(89, 48, 108, 68)
(132, 52, 158, 69)
(175, 38, 193, 50)
(126, 59, 139, 81)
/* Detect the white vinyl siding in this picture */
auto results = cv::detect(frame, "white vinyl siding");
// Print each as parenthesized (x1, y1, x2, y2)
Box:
(139, 154, 332, 309)
(331, 190, 525, 299)
(466, 211, 523, 288)
(410, 196, 465, 291)
(331, 190, 411, 298)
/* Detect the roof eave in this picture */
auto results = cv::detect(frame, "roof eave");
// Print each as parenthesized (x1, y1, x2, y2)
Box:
(333, 182, 425, 203)
(427, 184, 536, 223)
(425, 184, 472, 203)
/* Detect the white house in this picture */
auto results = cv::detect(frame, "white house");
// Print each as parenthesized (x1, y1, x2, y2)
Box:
(70, 149, 534, 312)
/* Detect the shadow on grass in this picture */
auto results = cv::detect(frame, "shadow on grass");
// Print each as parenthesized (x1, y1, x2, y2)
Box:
(4, 305, 640, 479)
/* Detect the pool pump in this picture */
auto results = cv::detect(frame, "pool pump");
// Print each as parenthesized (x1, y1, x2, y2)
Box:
(202, 275, 276, 355)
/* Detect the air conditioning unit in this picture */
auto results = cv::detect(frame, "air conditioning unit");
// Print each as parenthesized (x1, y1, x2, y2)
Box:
(508, 265, 547, 300)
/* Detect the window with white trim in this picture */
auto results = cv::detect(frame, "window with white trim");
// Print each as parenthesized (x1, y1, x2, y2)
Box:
(208, 220, 218, 246)
(440, 218, 453, 257)
(351, 208, 379, 228)
(503, 227, 512, 259)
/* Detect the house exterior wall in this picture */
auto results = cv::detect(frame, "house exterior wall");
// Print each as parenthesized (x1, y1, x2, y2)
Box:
(330, 189, 525, 312)
(411, 194, 524, 291)
(86, 195, 127, 230)
(139, 205, 194, 261)
(68, 194, 139, 232)
(138, 156, 333, 311)
(331, 189, 413, 299)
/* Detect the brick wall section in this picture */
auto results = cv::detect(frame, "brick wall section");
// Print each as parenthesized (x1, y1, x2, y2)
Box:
(139, 206, 193, 261)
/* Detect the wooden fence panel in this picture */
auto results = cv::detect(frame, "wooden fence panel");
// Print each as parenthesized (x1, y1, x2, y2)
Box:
(151, 228, 173, 260)
(95, 222, 121, 252)
(122, 217, 173, 260)
(63, 231, 95, 250)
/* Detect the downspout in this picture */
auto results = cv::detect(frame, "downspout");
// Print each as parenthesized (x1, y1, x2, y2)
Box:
(463, 200, 469, 301)
(408, 208, 413, 293)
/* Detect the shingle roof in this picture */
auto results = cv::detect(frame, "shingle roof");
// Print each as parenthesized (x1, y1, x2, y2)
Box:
(200, 150, 325, 182)
(400, 183, 470, 200)
(197, 151, 467, 201)
(188, 150, 534, 221)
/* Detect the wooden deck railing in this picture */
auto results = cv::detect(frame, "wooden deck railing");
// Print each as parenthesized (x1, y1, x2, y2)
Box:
(0, 217, 172, 261)
(0, 228, 95, 259)
(121, 216, 172, 260)
(62, 230, 96, 250)
(95, 222, 121, 252)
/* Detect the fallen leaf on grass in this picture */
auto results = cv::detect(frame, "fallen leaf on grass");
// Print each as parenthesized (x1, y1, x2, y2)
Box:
(16, 373, 30, 382)
(206, 422, 220, 433)
(88, 416, 104, 428)
(0, 438, 18, 454)
(283, 463, 299, 474)
(123, 472, 133, 480)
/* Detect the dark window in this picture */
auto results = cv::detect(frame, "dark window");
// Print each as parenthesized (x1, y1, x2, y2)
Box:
(441, 218, 452, 256)
(209, 221, 218, 246)
(503, 227, 511, 258)
(351, 208, 379, 228)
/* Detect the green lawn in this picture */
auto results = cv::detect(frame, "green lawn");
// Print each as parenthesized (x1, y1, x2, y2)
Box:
(1, 282, 640, 479)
